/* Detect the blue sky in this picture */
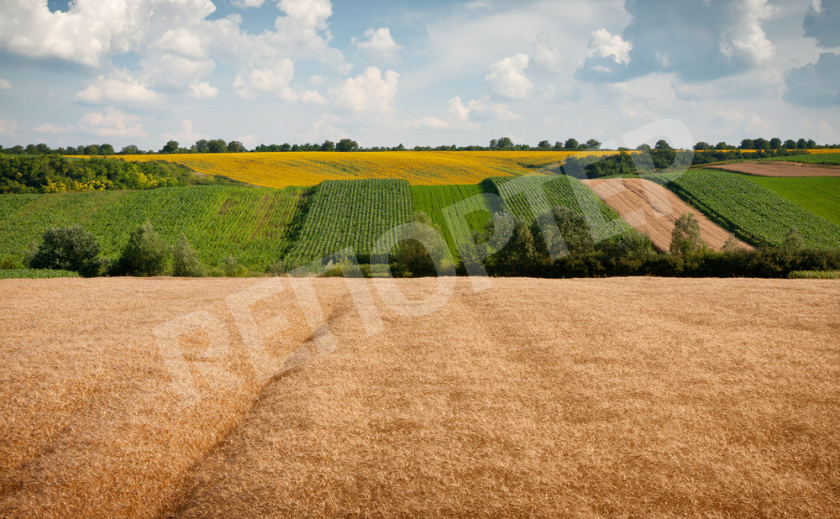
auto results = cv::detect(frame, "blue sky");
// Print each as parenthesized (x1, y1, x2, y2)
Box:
(0, 0, 838, 150)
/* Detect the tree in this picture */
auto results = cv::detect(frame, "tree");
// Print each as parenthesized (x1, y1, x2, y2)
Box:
(337, 138, 359, 152)
(797, 138, 807, 149)
(395, 212, 454, 277)
(36, 143, 51, 154)
(114, 222, 170, 276)
(669, 213, 704, 257)
(769, 137, 782, 150)
(740, 139, 755, 150)
(753, 138, 769, 150)
(25, 144, 38, 154)
(99, 143, 115, 155)
(121, 145, 141, 155)
(539, 206, 595, 256)
(637, 143, 652, 151)
(161, 140, 180, 154)
(496, 137, 514, 148)
(11, 145, 23, 154)
(564, 138, 579, 150)
(715, 142, 730, 150)
(806, 139, 816, 148)
(319, 140, 335, 151)
(538, 140, 551, 149)
(172, 234, 204, 277)
(694, 142, 711, 151)
(783, 226, 803, 251)
(654, 139, 672, 150)
(84, 144, 100, 156)
(227, 140, 245, 153)
(583, 139, 601, 150)
(783, 139, 797, 149)
(29, 225, 105, 277)
(207, 139, 228, 153)
(553, 141, 563, 150)
(195, 139, 210, 153)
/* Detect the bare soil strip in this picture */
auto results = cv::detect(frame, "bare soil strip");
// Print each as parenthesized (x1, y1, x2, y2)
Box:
(2, 277, 839, 518)
(706, 162, 840, 177)
(581, 178, 751, 251)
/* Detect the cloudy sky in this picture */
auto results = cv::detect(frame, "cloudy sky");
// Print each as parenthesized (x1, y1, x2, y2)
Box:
(0, 0, 838, 150)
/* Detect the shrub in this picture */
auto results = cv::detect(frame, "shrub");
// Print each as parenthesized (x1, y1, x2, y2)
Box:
(670, 213, 704, 257)
(783, 226, 804, 252)
(394, 212, 455, 277)
(172, 234, 204, 277)
(0, 253, 21, 270)
(222, 256, 249, 277)
(29, 225, 106, 277)
(113, 222, 170, 276)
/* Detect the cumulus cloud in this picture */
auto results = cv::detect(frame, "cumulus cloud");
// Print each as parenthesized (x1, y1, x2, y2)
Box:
(232, 0, 266, 8)
(784, 52, 840, 107)
(532, 33, 570, 72)
(0, 118, 17, 136)
(0, 79, 10, 90)
(74, 70, 166, 104)
(485, 54, 533, 99)
(331, 67, 399, 112)
(161, 120, 208, 144)
(78, 107, 147, 138)
(409, 116, 449, 129)
(188, 82, 219, 99)
(352, 28, 402, 62)
(577, 0, 777, 83)
(234, 59, 297, 101)
(34, 123, 74, 134)
(446, 96, 520, 127)
(804, 0, 840, 48)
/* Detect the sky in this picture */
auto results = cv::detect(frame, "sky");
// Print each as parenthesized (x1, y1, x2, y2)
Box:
(0, 0, 838, 150)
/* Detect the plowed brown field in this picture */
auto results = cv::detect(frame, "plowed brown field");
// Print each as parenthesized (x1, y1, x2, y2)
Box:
(581, 178, 751, 251)
(707, 162, 840, 177)
(2, 277, 839, 518)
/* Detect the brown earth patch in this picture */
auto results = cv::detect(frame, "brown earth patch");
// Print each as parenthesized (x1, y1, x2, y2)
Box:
(581, 178, 751, 252)
(2, 277, 840, 518)
(706, 162, 840, 177)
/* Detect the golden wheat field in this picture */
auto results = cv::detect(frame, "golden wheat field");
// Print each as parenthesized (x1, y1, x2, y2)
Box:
(107, 151, 619, 187)
(2, 277, 839, 518)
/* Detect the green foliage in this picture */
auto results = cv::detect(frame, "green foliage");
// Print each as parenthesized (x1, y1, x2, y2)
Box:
(789, 270, 840, 279)
(665, 169, 840, 250)
(764, 152, 840, 166)
(0, 253, 22, 269)
(783, 226, 804, 252)
(747, 176, 840, 226)
(539, 206, 595, 256)
(222, 255, 249, 277)
(286, 179, 411, 264)
(410, 184, 502, 258)
(0, 268, 81, 279)
(0, 185, 310, 271)
(172, 234, 204, 277)
(394, 212, 454, 277)
(670, 213, 705, 257)
(29, 225, 105, 277)
(113, 222, 170, 276)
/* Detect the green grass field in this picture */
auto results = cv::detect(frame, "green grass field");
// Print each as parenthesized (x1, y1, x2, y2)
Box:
(411, 185, 503, 257)
(764, 152, 840, 166)
(0, 186, 310, 269)
(746, 176, 840, 226)
(666, 169, 840, 249)
(0, 268, 80, 279)
(284, 179, 412, 264)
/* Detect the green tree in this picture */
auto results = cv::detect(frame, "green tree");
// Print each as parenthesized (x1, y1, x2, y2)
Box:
(806, 139, 816, 148)
(797, 138, 807, 149)
(99, 143, 115, 155)
(395, 212, 454, 277)
(496, 137, 514, 149)
(120, 145, 141, 155)
(161, 140, 179, 154)
(753, 138, 769, 150)
(36, 143, 51, 154)
(654, 139, 672, 150)
(337, 138, 359, 152)
(207, 139, 228, 153)
(114, 222, 170, 276)
(694, 142, 711, 150)
(564, 138, 579, 150)
(228, 140, 245, 153)
(740, 139, 755, 150)
(783, 226, 803, 252)
(195, 139, 210, 153)
(29, 225, 105, 277)
(319, 140, 335, 151)
(769, 137, 782, 150)
(783, 139, 797, 149)
(172, 234, 204, 277)
(536, 206, 595, 257)
(538, 140, 551, 149)
(669, 213, 704, 257)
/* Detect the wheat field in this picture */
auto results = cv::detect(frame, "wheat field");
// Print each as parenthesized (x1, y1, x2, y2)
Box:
(2, 277, 839, 518)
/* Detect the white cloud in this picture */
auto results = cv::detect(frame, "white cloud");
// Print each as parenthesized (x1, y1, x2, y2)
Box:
(74, 70, 166, 104)
(446, 96, 520, 128)
(587, 29, 631, 64)
(331, 67, 399, 112)
(352, 28, 402, 62)
(188, 82, 219, 99)
(0, 118, 17, 136)
(465, 1, 491, 9)
(162, 120, 209, 144)
(235, 134, 259, 149)
(532, 33, 570, 72)
(0, 79, 10, 90)
(78, 107, 147, 138)
(485, 54, 533, 99)
(310, 75, 328, 86)
(232, 0, 266, 8)
(300, 90, 328, 104)
(34, 123, 74, 134)
(149, 28, 207, 60)
(234, 59, 297, 101)
(408, 116, 449, 129)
